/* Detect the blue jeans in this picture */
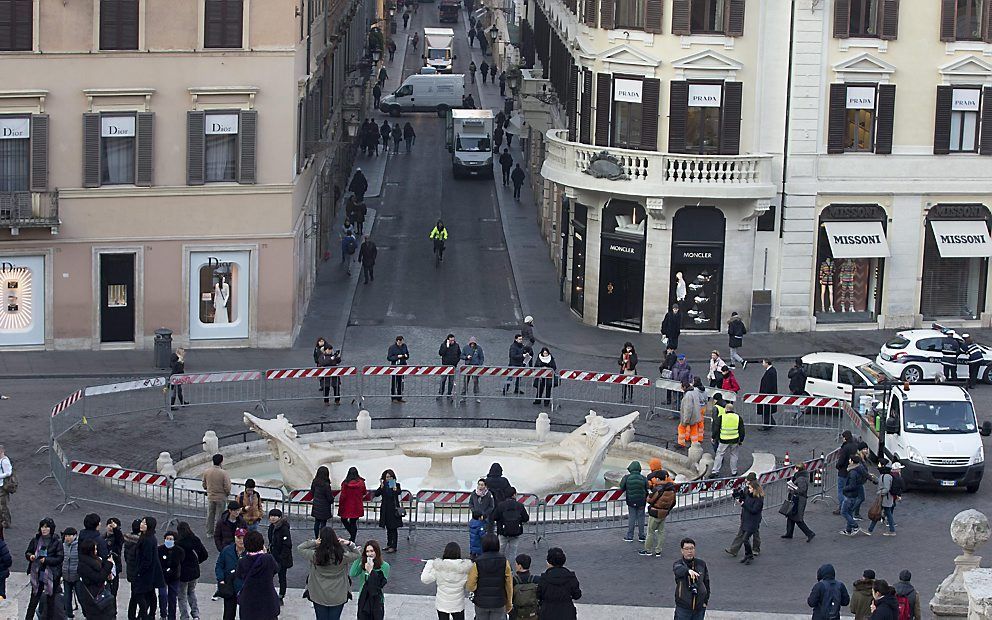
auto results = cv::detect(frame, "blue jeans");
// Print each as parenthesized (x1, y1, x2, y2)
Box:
(674, 606, 706, 620)
(841, 495, 858, 532)
(868, 505, 896, 533)
(159, 580, 180, 620)
(313, 602, 345, 620)
(837, 474, 846, 509)
(626, 505, 645, 539)
(854, 485, 866, 516)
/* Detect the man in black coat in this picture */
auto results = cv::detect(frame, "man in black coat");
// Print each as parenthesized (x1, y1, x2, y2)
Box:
(661, 305, 681, 350)
(787, 357, 808, 420)
(358, 235, 377, 284)
(727, 311, 748, 368)
(510, 164, 526, 200)
(498, 148, 513, 186)
(170, 348, 187, 410)
(387, 335, 410, 402)
(758, 358, 778, 429)
(484, 463, 512, 504)
(349, 168, 369, 202)
(372, 82, 382, 110)
(438, 334, 461, 397)
(213, 502, 247, 552)
(380, 120, 391, 151)
(673, 537, 709, 617)
(266, 509, 293, 601)
(503, 334, 531, 395)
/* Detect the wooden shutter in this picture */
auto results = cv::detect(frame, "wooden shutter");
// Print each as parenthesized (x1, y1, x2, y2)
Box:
(726, 0, 746, 37)
(100, 0, 139, 51)
(595, 73, 612, 147)
(874, 84, 895, 154)
(879, 0, 899, 40)
(720, 81, 743, 155)
(833, 0, 850, 38)
(135, 112, 153, 186)
(939, 0, 956, 41)
(0, 0, 32, 51)
(933, 86, 953, 155)
(205, 0, 243, 48)
(29, 114, 48, 192)
(580, 70, 593, 144)
(584, 0, 596, 26)
(980, 87, 992, 155)
(639, 78, 660, 151)
(984, 0, 992, 42)
(668, 81, 689, 153)
(567, 65, 578, 142)
(600, 0, 615, 30)
(82, 113, 102, 188)
(186, 111, 205, 186)
(238, 109, 257, 184)
(827, 84, 847, 154)
(671, 0, 690, 35)
(644, 0, 663, 34)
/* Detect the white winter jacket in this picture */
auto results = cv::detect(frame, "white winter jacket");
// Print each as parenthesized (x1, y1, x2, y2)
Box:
(420, 557, 473, 613)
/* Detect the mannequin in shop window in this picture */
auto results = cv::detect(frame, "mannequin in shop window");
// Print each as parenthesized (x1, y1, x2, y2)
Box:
(818, 258, 835, 313)
(213, 276, 231, 324)
(838, 259, 857, 313)
(675, 272, 687, 303)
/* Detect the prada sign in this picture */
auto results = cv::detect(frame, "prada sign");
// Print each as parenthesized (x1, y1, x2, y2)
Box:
(602, 235, 644, 260)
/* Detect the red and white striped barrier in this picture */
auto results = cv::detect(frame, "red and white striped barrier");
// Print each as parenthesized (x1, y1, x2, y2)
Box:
(741, 394, 841, 408)
(288, 489, 412, 503)
(51, 389, 83, 418)
(543, 489, 626, 506)
(170, 370, 262, 385)
(460, 366, 554, 379)
(70, 461, 169, 487)
(417, 489, 540, 506)
(558, 370, 652, 386)
(363, 365, 455, 377)
(266, 367, 358, 380)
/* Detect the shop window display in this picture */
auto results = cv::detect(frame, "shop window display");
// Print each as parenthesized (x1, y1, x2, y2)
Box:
(188, 250, 250, 340)
(198, 265, 236, 324)
(670, 206, 725, 331)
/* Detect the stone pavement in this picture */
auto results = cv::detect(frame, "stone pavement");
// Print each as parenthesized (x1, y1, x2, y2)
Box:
(0, 573, 816, 619)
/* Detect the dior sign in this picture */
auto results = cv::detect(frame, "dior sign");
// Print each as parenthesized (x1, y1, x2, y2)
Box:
(0, 117, 29, 140)
(101, 116, 135, 137)
(206, 113, 239, 135)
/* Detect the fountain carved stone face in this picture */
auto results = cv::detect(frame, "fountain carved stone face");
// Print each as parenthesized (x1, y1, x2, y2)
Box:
(244, 412, 344, 490)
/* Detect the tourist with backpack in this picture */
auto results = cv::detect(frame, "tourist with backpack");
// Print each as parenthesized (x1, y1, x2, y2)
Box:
(866, 463, 896, 536)
(869, 579, 899, 620)
(619, 461, 648, 543)
(850, 569, 876, 620)
(466, 534, 513, 619)
(893, 570, 921, 620)
(510, 554, 539, 620)
(492, 486, 529, 567)
(807, 563, 850, 620)
(420, 542, 473, 620)
(341, 231, 357, 275)
(537, 547, 581, 619)
(640, 474, 676, 557)
(469, 479, 495, 557)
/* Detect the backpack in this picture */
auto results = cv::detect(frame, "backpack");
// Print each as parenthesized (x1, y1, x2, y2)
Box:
(821, 582, 843, 620)
(512, 575, 539, 618)
(889, 474, 905, 497)
(344, 236, 357, 255)
(0, 459, 15, 493)
(498, 502, 524, 537)
(896, 593, 912, 620)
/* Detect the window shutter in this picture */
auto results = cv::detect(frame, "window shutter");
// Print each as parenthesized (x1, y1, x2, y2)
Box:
(726, 0, 745, 37)
(82, 113, 102, 188)
(720, 81, 743, 155)
(205, 0, 243, 48)
(29, 114, 48, 192)
(639, 78, 660, 151)
(225, 0, 244, 48)
(827, 84, 847, 154)
(879, 0, 899, 40)
(668, 81, 689, 153)
(984, 0, 992, 43)
(579, 70, 592, 144)
(933, 86, 952, 155)
(238, 109, 258, 184)
(0, 0, 33, 51)
(584, 0, 596, 26)
(980, 87, 992, 155)
(833, 0, 850, 38)
(671, 0, 690, 35)
(99, 0, 118, 49)
(595, 73, 612, 147)
(644, 0, 663, 34)
(939, 0, 956, 41)
(875, 84, 895, 154)
(100, 0, 138, 50)
(600, 0, 614, 30)
(567, 65, 578, 142)
(119, 0, 139, 50)
(135, 112, 154, 186)
(204, 0, 222, 47)
(186, 111, 205, 185)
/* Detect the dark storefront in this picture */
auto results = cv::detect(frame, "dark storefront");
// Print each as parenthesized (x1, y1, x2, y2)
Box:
(670, 206, 725, 331)
(598, 200, 646, 330)
(570, 203, 587, 316)
(921, 204, 991, 320)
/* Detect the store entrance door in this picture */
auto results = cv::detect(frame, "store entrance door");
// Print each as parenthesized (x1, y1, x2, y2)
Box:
(598, 252, 645, 330)
(100, 254, 135, 343)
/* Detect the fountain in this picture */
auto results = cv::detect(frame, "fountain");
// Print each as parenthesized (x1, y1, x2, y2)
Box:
(401, 442, 484, 489)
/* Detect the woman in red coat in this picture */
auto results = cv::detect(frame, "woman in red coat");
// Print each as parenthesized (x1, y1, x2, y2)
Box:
(337, 467, 367, 543)
(720, 365, 741, 393)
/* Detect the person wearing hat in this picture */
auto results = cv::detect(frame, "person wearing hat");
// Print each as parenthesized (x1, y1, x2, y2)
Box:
(807, 563, 850, 620)
(965, 334, 984, 389)
(348, 167, 369, 202)
(850, 568, 875, 620)
(521, 316, 535, 348)
(214, 501, 248, 552)
(460, 336, 485, 403)
(894, 569, 921, 620)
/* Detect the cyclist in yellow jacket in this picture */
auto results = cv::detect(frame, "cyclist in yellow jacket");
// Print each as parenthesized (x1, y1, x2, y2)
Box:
(429, 220, 448, 262)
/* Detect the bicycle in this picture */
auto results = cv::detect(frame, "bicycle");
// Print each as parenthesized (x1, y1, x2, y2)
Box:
(433, 239, 445, 268)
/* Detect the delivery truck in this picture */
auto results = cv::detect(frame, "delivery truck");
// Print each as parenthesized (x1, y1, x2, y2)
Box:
(423, 27, 455, 73)
(379, 73, 465, 116)
(439, 0, 460, 22)
(445, 109, 494, 178)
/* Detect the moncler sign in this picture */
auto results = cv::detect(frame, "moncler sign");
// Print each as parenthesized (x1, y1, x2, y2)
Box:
(0, 117, 29, 140)
(610, 243, 635, 254)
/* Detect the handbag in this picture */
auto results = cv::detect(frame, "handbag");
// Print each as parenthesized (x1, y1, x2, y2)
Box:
(867, 496, 883, 522)
(92, 585, 115, 611)
(778, 494, 797, 517)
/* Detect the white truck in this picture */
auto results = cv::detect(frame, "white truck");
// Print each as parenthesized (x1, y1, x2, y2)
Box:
(423, 27, 456, 73)
(851, 382, 991, 493)
(445, 109, 494, 178)
(379, 73, 465, 117)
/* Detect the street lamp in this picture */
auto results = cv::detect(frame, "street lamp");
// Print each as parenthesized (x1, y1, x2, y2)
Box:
(345, 114, 360, 140)
(505, 66, 522, 95)
(489, 24, 498, 42)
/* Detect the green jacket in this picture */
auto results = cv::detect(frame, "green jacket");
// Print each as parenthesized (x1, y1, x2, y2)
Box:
(619, 462, 648, 507)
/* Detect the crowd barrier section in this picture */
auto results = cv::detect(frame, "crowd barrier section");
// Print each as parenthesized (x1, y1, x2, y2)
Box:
(737, 393, 845, 430)
(81, 378, 169, 425)
(538, 489, 628, 541)
(67, 461, 173, 520)
(264, 367, 361, 405)
(411, 490, 542, 544)
(360, 365, 457, 402)
(554, 371, 655, 417)
(169, 370, 264, 411)
(457, 366, 553, 404)
(653, 378, 738, 421)
(285, 488, 416, 539)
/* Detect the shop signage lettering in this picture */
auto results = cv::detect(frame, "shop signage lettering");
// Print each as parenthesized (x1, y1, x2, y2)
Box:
(674, 246, 722, 264)
(602, 236, 643, 259)
(613, 79, 643, 104)
(931, 204, 988, 219)
(609, 243, 635, 255)
(952, 89, 980, 112)
(205, 114, 240, 135)
(939, 234, 987, 244)
(0, 262, 19, 271)
(101, 116, 135, 138)
(0, 118, 29, 140)
(845, 86, 876, 110)
(206, 257, 233, 268)
(688, 84, 722, 108)
(823, 204, 885, 220)
(831, 234, 882, 245)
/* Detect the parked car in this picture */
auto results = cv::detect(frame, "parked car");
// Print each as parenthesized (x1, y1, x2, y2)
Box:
(800, 352, 893, 401)
(876, 325, 992, 383)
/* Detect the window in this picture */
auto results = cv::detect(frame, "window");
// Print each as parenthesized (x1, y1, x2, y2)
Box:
(100, 115, 136, 185)
(205, 113, 238, 182)
(846, 107, 874, 152)
(685, 83, 722, 154)
(673, 0, 744, 36)
(935, 86, 990, 155)
(690, 0, 725, 33)
(849, 0, 879, 36)
(0, 0, 32, 51)
(918, 337, 945, 352)
(204, 0, 244, 49)
(834, 0, 899, 40)
(806, 362, 834, 381)
(837, 365, 867, 387)
(951, 89, 981, 153)
(827, 83, 896, 154)
(612, 101, 642, 147)
(100, 0, 139, 50)
(615, 0, 645, 29)
(943, 0, 987, 41)
(669, 81, 742, 155)
(0, 117, 29, 192)
(187, 110, 256, 185)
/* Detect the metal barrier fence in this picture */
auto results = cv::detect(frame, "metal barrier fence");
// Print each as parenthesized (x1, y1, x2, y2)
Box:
(265, 367, 361, 405)
(360, 365, 457, 402)
(458, 366, 554, 404)
(554, 371, 655, 418)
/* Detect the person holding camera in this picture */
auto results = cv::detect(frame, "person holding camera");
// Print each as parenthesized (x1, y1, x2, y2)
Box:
(725, 477, 763, 564)
(673, 537, 709, 620)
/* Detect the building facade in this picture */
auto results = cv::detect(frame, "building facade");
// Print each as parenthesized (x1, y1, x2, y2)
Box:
(0, 0, 377, 349)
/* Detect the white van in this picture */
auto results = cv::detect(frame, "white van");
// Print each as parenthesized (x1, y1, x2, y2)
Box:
(852, 382, 991, 493)
(379, 74, 465, 117)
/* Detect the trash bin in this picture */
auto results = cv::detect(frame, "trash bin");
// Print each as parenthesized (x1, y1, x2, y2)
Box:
(154, 328, 173, 369)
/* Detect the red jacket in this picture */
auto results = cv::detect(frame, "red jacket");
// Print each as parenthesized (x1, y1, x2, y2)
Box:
(721, 372, 741, 393)
(337, 478, 367, 519)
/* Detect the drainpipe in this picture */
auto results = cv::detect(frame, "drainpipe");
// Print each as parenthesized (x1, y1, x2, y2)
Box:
(778, 0, 797, 239)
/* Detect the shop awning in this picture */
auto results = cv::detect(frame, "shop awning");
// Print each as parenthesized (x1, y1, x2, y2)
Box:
(823, 221, 890, 258)
(931, 220, 992, 258)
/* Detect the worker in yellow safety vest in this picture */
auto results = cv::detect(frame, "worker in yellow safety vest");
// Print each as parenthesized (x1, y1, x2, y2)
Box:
(710, 402, 745, 478)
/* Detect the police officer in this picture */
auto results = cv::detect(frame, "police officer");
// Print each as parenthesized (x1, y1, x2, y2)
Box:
(965, 334, 984, 389)
(711, 403, 745, 478)
(942, 337, 960, 380)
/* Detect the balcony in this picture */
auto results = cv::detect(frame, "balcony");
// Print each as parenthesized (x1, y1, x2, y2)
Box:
(0, 191, 60, 234)
(541, 129, 775, 200)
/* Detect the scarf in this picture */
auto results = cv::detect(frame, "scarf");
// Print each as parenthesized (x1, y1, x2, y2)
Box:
(29, 536, 55, 597)
(475, 487, 488, 497)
